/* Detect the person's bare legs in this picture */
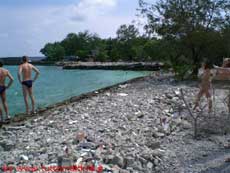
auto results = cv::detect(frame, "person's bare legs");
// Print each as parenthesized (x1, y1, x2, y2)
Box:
(0, 106, 3, 122)
(194, 90, 203, 110)
(28, 87, 35, 113)
(0, 92, 10, 119)
(22, 85, 30, 114)
(205, 90, 212, 113)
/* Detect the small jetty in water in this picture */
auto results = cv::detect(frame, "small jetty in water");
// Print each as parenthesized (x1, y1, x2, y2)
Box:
(60, 61, 164, 71)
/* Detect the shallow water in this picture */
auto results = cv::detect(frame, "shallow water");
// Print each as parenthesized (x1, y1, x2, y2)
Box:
(2, 66, 150, 115)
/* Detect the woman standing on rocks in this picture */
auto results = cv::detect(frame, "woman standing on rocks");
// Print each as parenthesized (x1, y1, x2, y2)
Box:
(194, 61, 213, 113)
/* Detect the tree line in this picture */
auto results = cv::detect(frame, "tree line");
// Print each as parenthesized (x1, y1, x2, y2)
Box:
(40, 0, 230, 78)
(40, 25, 160, 62)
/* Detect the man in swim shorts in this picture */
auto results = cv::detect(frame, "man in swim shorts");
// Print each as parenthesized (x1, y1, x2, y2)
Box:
(0, 62, 14, 122)
(18, 56, 40, 114)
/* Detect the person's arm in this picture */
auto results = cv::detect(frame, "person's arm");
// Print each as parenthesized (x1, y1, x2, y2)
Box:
(6, 71, 14, 89)
(17, 65, 22, 83)
(32, 65, 40, 82)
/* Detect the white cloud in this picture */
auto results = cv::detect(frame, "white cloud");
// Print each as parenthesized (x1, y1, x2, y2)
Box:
(0, 0, 139, 56)
(61, 0, 118, 22)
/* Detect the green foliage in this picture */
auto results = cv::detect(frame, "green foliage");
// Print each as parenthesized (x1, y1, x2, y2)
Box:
(139, 0, 230, 77)
(40, 1, 229, 76)
(40, 42, 65, 61)
(117, 24, 139, 41)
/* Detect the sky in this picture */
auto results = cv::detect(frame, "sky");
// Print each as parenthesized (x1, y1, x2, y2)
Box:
(0, 0, 143, 57)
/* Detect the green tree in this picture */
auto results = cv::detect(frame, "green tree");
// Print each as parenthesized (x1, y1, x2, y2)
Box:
(40, 42, 65, 61)
(117, 24, 139, 41)
(115, 24, 140, 61)
(222, 26, 230, 57)
(139, 0, 230, 76)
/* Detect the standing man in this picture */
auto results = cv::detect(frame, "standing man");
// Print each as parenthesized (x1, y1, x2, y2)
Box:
(18, 56, 40, 115)
(0, 62, 14, 122)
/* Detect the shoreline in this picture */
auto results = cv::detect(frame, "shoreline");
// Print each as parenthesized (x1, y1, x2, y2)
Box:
(5, 75, 150, 125)
(60, 61, 164, 71)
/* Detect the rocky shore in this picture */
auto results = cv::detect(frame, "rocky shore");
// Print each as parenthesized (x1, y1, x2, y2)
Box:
(60, 62, 164, 71)
(1, 74, 230, 173)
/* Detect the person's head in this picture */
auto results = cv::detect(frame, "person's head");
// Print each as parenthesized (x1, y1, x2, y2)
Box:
(223, 58, 230, 67)
(22, 56, 29, 63)
(0, 61, 3, 67)
(202, 61, 213, 70)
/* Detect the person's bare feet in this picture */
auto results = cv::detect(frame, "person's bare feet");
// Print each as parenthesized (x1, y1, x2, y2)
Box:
(5, 115, 11, 121)
(31, 110, 37, 115)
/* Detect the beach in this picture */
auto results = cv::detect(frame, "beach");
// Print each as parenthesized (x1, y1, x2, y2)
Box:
(0, 75, 230, 173)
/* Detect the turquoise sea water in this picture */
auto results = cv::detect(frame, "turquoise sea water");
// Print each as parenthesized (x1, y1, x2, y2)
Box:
(3, 66, 150, 115)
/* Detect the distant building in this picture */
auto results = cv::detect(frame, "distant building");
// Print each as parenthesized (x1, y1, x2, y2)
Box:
(64, 56, 80, 61)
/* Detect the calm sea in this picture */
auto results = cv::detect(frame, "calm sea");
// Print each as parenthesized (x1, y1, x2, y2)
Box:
(3, 66, 150, 115)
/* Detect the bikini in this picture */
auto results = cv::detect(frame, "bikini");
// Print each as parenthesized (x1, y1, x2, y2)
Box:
(22, 80, 33, 88)
(0, 85, 5, 94)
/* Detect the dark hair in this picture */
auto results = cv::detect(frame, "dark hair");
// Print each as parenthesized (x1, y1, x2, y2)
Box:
(203, 61, 213, 69)
(22, 56, 29, 63)
(0, 61, 3, 67)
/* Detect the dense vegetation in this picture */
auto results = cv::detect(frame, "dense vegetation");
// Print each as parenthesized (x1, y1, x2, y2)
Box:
(40, 0, 230, 78)
(40, 25, 155, 62)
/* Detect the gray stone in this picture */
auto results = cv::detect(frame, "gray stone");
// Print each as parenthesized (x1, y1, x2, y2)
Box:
(19, 155, 29, 161)
(152, 149, 165, 158)
(181, 120, 192, 129)
(147, 162, 154, 169)
(131, 161, 143, 171)
(152, 132, 165, 138)
(125, 157, 135, 167)
(0, 145, 4, 152)
(146, 141, 160, 150)
(0, 140, 15, 151)
(107, 154, 125, 168)
(154, 158, 160, 166)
